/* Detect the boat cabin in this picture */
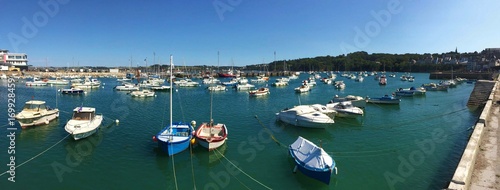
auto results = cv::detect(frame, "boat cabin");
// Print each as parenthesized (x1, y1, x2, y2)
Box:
(71, 107, 96, 121)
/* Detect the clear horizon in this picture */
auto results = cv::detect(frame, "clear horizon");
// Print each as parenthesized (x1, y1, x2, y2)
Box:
(2, 1, 499, 67)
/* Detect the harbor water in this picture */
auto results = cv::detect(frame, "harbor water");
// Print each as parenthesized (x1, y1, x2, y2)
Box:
(0, 72, 479, 189)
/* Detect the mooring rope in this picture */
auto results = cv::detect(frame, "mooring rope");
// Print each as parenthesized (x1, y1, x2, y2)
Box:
(213, 149, 251, 190)
(0, 133, 70, 177)
(214, 148, 272, 190)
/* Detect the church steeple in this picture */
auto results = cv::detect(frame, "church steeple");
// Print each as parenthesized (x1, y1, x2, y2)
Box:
(455, 47, 458, 53)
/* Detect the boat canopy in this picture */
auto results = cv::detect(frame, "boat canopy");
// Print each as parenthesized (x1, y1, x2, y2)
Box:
(289, 136, 333, 171)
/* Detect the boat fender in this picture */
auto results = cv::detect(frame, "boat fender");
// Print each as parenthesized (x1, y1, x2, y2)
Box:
(190, 138, 196, 145)
(152, 135, 157, 142)
(334, 166, 338, 175)
(45, 119, 49, 125)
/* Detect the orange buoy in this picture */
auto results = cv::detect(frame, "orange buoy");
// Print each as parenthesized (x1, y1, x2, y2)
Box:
(152, 135, 157, 142)
(190, 138, 196, 145)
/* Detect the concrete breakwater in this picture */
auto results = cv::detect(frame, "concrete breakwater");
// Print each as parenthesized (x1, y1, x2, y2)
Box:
(448, 75, 499, 190)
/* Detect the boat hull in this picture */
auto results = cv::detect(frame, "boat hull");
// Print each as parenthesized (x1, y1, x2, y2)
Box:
(276, 112, 333, 128)
(367, 99, 400, 104)
(157, 137, 192, 156)
(16, 110, 59, 127)
(65, 114, 103, 140)
(156, 122, 194, 156)
(194, 123, 228, 150)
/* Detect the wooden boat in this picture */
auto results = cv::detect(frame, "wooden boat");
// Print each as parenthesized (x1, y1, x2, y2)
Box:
(64, 107, 103, 140)
(194, 121, 228, 150)
(249, 87, 270, 96)
(195, 54, 228, 151)
(15, 100, 59, 127)
(289, 136, 337, 184)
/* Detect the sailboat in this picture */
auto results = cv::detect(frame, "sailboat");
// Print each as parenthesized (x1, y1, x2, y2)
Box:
(194, 53, 228, 151)
(153, 55, 195, 156)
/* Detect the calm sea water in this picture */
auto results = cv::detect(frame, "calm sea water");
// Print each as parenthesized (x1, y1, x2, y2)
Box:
(0, 72, 479, 189)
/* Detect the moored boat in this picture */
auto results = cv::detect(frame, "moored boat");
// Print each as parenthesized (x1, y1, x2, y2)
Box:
(249, 87, 270, 96)
(15, 100, 59, 127)
(130, 90, 155, 97)
(329, 95, 367, 108)
(289, 136, 337, 185)
(367, 95, 401, 104)
(61, 88, 85, 95)
(155, 121, 195, 155)
(64, 107, 103, 140)
(194, 121, 228, 150)
(326, 101, 364, 118)
(276, 105, 334, 128)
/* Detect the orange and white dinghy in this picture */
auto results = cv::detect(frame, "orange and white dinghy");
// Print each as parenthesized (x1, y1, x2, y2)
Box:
(194, 120, 228, 150)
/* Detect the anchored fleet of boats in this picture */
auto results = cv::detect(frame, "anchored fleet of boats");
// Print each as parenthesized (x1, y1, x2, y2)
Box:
(11, 70, 471, 185)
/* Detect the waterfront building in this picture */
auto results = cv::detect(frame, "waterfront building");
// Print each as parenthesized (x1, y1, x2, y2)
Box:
(0, 49, 29, 71)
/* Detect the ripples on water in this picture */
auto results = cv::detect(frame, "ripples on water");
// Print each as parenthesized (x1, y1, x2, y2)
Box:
(0, 73, 479, 189)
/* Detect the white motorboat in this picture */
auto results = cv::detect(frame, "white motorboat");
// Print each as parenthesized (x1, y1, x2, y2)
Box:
(114, 83, 140, 91)
(295, 84, 310, 93)
(130, 90, 155, 97)
(150, 85, 171, 91)
(309, 104, 337, 119)
(208, 85, 226, 91)
(249, 87, 270, 96)
(176, 79, 199, 87)
(72, 77, 101, 89)
(65, 107, 103, 140)
(401, 86, 426, 95)
(236, 83, 255, 91)
(326, 101, 364, 119)
(47, 77, 69, 85)
(202, 77, 220, 84)
(25, 77, 47, 86)
(15, 100, 59, 127)
(276, 105, 334, 128)
(334, 81, 345, 89)
(329, 95, 367, 108)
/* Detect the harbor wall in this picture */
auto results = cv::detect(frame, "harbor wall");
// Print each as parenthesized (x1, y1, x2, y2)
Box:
(448, 75, 499, 190)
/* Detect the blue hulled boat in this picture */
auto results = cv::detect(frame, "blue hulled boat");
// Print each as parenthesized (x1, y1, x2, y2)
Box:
(289, 136, 337, 185)
(153, 55, 195, 156)
(155, 121, 194, 156)
(367, 95, 401, 104)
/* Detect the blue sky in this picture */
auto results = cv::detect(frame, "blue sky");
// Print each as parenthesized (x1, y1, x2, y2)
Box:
(1, 0, 499, 67)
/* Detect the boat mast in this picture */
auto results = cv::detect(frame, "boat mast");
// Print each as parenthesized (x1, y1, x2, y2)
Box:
(169, 55, 173, 131)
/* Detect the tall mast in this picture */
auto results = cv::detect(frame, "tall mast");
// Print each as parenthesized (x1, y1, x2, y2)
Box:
(169, 55, 173, 129)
